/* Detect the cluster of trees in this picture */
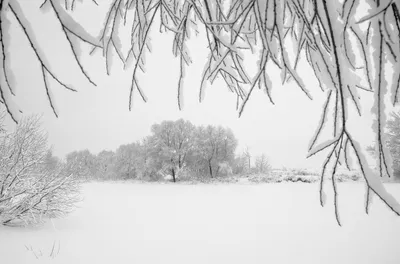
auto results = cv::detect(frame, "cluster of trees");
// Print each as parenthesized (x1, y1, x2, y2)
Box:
(0, 112, 271, 226)
(65, 119, 245, 182)
(0, 113, 80, 226)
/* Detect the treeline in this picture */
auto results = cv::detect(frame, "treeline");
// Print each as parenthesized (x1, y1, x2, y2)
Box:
(64, 119, 268, 182)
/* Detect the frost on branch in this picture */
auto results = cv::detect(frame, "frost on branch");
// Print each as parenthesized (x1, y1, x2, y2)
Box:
(0, 113, 81, 226)
(1, 0, 400, 225)
(0, 0, 98, 121)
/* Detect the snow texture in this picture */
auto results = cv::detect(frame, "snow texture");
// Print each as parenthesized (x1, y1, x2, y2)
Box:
(308, 90, 332, 152)
(1, 182, 399, 264)
(0, 58, 20, 121)
(9, 0, 91, 91)
(1, 12, 17, 95)
(308, 135, 340, 158)
(49, 0, 101, 47)
(0, 7, 20, 121)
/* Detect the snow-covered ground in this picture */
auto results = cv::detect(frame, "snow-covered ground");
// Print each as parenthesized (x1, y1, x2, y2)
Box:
(1, 182, 400, 264)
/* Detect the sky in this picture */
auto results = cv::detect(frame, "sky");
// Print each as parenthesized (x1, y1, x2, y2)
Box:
(2, 0, 395, 169)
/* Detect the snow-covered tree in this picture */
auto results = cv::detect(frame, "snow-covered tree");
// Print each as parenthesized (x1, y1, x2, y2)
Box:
(232, 153, 248, 175)
(1, 0, 400, 224)
(243, 147, 251, 172)
(150, 119, 195, 182)
(193, 125, 237, 177)
(42, 149, 62, 172)
(255, 153, 270, 174)
(65, 149, 98, 180)
(113, 143, 141, 179)
(96, 150, 116, 180)
(0, 114, 80, 226)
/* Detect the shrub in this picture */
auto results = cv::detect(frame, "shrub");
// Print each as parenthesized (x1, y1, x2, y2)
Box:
(0, 115, 81, 226)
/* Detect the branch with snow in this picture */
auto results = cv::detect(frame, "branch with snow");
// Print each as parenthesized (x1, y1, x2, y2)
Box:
(0, 114, 81, 226)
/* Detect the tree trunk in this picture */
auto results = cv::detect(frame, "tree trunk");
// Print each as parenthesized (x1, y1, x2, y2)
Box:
(171, 168, 176, 182)
(208, 160, 213, 178)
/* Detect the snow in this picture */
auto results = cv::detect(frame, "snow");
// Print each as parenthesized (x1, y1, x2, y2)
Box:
(308, 90, 332, 152)
(307, 135, 340, 158)
(0, 37, 21, 122)
(1, 182, 400, 264)
(350, 138, 400, 215)
(48, 0, 101, 47)
(1, 11, 17, 95)
(164, 174, 173, 181)
(6, 0, 96, 94)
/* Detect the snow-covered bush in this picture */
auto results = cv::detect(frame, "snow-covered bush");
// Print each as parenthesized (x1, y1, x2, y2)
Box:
(248, 173, 280, 183)
(282, 176, 316, 183)
(0, 115, 81, 226)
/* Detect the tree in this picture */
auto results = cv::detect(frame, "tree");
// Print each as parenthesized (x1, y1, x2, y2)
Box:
(0, 114, 80, 226)
(66, 149, 98, 180)
(150, 119, 195, 182)
(96, 150, 116, 180)
(255, 154, 270, 174)
(232, 153, 248, 175)
(114, 143, 141, 180)
(135, 136, 161, 180)
(1, 0, 400, 224)
(244, 147, 252, 172)
(42, 149, 62, 171)
(193, 125, 238, 178)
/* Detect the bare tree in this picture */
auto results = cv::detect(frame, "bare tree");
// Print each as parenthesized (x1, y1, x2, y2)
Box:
(0, 114, 81, 226)
(1, 0, 400, 224)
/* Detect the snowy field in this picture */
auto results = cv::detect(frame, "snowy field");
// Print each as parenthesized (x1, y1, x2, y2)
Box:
(1, 182, 400, 264)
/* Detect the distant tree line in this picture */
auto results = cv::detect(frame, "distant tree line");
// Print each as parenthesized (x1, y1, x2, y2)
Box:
(65, 119, 270, 182)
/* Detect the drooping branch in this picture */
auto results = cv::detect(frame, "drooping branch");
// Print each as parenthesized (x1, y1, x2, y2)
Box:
(47, 0, 97, 86)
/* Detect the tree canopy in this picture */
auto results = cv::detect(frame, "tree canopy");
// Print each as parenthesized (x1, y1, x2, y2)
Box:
(1, 0, 400, 225)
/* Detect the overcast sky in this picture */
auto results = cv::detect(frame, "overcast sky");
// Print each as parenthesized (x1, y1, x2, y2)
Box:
(2, 0, 395, 169)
